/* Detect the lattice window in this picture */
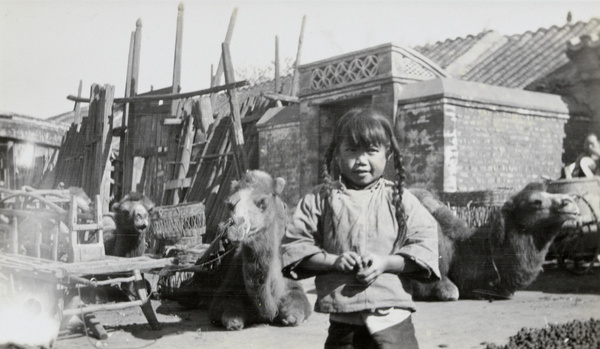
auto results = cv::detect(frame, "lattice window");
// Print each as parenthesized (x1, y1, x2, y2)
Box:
(310, 55, 379, 90)
(400, 57, 436, 78)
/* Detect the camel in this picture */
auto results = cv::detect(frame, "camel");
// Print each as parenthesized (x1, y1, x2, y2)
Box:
(200, 170, 312, 330)
(103, 192, 154, 258)
(409, 183, 580, 300)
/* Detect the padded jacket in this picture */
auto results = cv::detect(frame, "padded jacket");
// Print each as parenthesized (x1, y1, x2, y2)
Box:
(281, 178, 440, 313)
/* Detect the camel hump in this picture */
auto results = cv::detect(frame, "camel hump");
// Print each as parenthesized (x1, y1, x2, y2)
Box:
(409, 188, 472, 241)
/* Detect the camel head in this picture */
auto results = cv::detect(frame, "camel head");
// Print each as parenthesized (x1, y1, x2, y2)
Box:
(222, 170, 287, 243)
(112, 192, 155, 236)
(499, 183, 580, 247)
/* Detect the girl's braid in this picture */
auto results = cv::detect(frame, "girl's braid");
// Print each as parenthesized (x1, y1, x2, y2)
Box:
(321, 142, 336, 188)
(390, 136, 408, 238)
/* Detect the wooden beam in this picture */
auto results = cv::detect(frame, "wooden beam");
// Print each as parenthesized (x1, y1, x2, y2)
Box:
(115, 30, 136, 201)
(211, 7, 238, 88)
(164, 177, 191, 191)
(262, 92, 299, 103)
(291, 15, 306, 97)
(122, 19, 143, 196)
(275, 35, 280, 93)
(171, 113, 194, 204)
(74, 80, 83, 124)
(222, 42, 248, 173)
(67, 81, 249, 104)
(171, 2, 184, 116)
(131, 19, 143, 96)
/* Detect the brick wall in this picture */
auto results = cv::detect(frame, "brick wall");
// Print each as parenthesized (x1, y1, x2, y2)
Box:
(453, 104, 566, 191)
(397, 79, 570, 193)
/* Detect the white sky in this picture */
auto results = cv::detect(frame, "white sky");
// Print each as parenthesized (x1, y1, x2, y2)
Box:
(1, 0, 598, 119)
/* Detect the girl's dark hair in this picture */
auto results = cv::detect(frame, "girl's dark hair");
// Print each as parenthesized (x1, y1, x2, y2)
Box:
(321, 107, 408, 238)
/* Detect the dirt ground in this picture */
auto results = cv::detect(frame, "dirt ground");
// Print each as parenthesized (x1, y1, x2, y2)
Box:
(54, 262, 600, 349)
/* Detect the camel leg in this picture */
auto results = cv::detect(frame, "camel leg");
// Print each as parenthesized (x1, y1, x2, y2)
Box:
(431, 277, 460, 301)
(218, 297, 251, 330)
(277, 282, 311, 326)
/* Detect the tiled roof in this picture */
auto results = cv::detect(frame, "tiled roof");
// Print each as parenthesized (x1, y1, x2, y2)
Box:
(414, 18, 600, 89)
(415, 30, 496, 69)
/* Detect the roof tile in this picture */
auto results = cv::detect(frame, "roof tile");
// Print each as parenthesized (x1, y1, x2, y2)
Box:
(414, 18, 600, 89)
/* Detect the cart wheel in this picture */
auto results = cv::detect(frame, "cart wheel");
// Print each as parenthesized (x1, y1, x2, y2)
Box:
(555, 228, 600, 275)
(561, 257, 594, 275)
(555, 195, 600, 275)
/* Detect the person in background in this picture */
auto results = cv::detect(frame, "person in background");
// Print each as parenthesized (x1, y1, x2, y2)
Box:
(281, 107, 440, 349)
(564, 133, 600, 179)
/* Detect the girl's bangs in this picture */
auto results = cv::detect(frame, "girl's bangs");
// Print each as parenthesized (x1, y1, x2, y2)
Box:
(339, 114, 390, 148)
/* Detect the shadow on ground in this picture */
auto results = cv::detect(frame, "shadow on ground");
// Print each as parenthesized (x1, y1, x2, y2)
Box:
(525, 263, 600, 295)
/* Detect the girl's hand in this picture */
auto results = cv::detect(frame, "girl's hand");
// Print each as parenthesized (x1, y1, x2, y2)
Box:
(333, 251, 362, 273)
(355, 254, 387, 285)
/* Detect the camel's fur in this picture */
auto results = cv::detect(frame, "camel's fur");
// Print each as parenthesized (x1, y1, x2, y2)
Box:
(207, 170, 312, 330)
(409, 183, 580, 300)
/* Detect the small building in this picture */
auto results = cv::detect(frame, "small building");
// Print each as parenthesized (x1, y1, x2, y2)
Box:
(258, 19, 600, 205)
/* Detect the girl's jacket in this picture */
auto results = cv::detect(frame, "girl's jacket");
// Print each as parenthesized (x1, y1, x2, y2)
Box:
(281, 178, 441, 313)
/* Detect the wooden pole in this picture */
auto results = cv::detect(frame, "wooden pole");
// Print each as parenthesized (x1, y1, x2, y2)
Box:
(291, 15, 306, 97)
(275, 36, 280, 93)
(116, 31, 136, 201)
(221, 42, 248, 174)
(211, 8, 238, 88)
(171, 2, 184, 117)
(74, 80, 83, 125)
(122, 19, 143, 196)
(98, 85, 114, 213)
(131, 19, 142, 96)
(171, 113, 194, 205)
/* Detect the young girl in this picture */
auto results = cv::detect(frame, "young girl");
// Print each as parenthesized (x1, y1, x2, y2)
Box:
(281, 107, 440, 349)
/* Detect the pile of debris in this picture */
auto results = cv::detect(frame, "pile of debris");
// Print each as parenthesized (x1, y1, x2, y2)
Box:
(485, 318, 600, 349)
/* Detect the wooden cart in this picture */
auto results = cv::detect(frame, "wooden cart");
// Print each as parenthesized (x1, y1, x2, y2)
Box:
(546, 178, 600, 274)
(0, 188, 173, 346)
(0, 253, 173, 345)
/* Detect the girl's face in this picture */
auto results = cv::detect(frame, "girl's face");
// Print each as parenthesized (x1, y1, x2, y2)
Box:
(336, 139, 387, 188)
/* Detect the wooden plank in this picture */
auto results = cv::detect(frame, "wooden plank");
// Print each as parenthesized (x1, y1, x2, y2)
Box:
(122, 19, 143, 195)
(184, 108, 229, 202)
(164, 177, 191, 191)
(197, 96, 214, 133)
(115, 30, 136, 200)
(81, 84, 114, 200)
(59, 257, 173, 275)
(99, 85, 114, 210)
(221, 42, 248, 174)
(170, 113, 195, 204)
(262, 92, 299, 103)
(67, 81, 248, 104)
(191, 119, 231, 202)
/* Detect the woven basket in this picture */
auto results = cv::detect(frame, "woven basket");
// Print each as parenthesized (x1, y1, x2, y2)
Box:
(150, 202, 206, 241)
(440, 188, 515, 207)
(451, 205, 502, 228)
